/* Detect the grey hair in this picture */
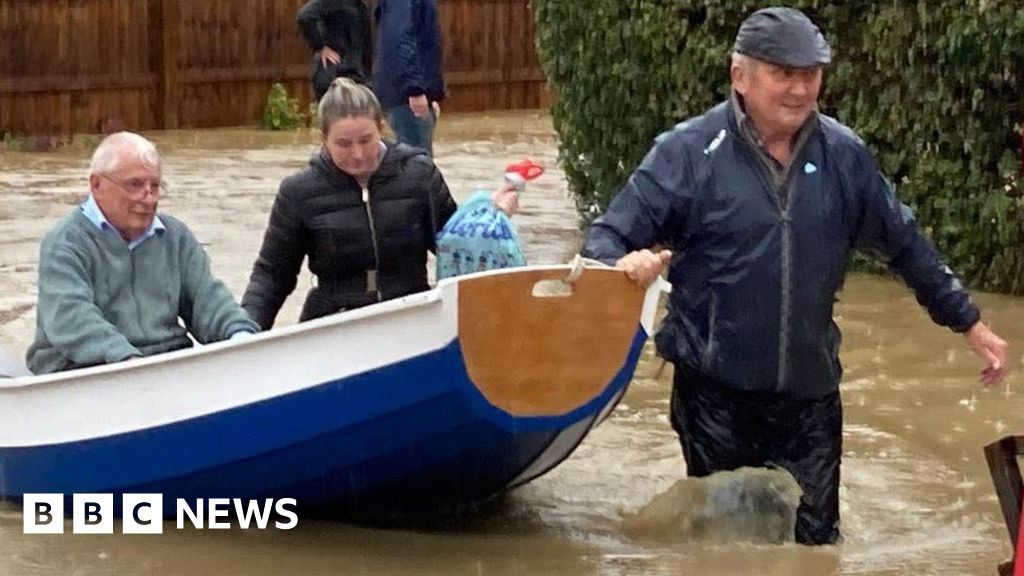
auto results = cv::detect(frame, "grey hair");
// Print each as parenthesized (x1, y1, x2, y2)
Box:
(89, 131, 161, 174)
(730, 52, 760, 72)
(317, 77, 383, 134)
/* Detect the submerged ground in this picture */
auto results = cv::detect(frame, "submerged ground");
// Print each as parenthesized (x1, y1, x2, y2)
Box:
(1, 111, 1022, 575)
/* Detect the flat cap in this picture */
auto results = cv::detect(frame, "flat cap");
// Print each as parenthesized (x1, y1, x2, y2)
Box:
(732, 7, 831, 68)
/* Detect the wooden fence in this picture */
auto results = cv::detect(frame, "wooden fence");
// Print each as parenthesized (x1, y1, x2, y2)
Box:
(0, 0, 550, 136)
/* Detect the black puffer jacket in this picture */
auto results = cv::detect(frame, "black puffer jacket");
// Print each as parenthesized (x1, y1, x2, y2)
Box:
(242, 142, 457, 329)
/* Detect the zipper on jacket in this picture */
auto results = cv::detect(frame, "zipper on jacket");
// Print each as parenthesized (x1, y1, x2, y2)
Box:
(362, 187, 383, 302)
(736, 139, 795, 392)
(775, 174, 801, 392)
(777, 210, 792, 391)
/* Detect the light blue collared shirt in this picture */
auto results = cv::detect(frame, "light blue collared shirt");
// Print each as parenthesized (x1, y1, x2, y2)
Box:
(80, 195, 165, 250)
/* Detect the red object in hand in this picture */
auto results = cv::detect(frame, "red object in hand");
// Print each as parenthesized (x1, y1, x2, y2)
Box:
(505, 158, 545, 182)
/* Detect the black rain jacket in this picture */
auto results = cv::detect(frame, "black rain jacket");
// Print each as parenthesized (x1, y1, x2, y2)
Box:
(297, 0, 373, 98)
(583, 99, 979, 398)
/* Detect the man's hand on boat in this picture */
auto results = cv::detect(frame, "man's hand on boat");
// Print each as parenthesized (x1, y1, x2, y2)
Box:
(963, 320, 1009, 386)
(616, 249, 672, 288)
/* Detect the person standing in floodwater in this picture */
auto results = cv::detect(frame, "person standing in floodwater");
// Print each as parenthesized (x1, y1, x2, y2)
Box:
(581, 7, 1009, 545)
(372, 0, 445, 157)
(297, 0, 373, 102)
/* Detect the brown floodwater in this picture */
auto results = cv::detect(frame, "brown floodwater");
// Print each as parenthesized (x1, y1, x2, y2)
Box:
(1, 111, 1023, 575)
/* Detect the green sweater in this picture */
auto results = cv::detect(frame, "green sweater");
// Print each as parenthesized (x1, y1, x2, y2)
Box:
(26, 210, 259, 374)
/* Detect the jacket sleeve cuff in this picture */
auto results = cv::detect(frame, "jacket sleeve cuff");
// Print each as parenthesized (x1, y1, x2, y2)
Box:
(226, 320, 261, 339)
(580, 238, 626, 267)
(949, 307, 981, 334)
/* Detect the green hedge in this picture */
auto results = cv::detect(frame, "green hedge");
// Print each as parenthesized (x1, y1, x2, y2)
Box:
(533, 1, 1024, 293)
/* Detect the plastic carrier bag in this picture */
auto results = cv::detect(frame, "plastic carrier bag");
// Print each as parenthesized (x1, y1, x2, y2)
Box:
(435, 159, 543, 280)
(435, 191, 525, 279)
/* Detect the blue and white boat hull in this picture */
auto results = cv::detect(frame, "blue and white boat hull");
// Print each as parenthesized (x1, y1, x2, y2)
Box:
(0, 265, 666, 516)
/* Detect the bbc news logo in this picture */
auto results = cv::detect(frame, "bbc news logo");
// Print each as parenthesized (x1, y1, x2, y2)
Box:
(23, 494, 298, 534)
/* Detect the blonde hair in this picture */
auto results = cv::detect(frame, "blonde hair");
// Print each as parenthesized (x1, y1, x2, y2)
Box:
(317, 78, 383, 133)
(89, 131, 161, 174)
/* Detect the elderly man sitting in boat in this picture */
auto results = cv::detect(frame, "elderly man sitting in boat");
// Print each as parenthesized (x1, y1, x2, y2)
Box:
(25, 132, 258, 374)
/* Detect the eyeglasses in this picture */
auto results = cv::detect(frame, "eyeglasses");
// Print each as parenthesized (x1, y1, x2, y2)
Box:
(98, 173, 169, 199)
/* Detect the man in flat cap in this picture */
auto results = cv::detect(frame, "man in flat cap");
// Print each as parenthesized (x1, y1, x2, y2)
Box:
(582, 7, 1008, 544)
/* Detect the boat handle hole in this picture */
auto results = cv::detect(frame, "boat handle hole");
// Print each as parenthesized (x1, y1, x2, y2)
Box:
(531, 279, 574, 298)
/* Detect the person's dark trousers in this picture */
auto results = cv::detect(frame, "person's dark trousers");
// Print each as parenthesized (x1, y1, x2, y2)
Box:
(670, 364, 842, 545)
(386, 104, 436, 157)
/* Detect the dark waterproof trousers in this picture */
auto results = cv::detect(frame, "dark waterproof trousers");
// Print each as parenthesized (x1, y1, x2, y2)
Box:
(670, 364, 842, 545)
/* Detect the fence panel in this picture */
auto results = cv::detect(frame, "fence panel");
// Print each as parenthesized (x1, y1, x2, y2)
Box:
(0, 0, 159, 135)
(0, 0, 548, 137)
(172, 0, 310, 129)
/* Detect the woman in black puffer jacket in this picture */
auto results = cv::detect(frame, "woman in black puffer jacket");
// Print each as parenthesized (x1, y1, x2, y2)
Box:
(242, 78, 517, 330)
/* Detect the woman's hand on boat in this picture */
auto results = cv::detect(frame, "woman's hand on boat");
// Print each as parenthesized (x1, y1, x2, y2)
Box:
(491, 183, 519, 217)
(616, 249, 672, 288)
